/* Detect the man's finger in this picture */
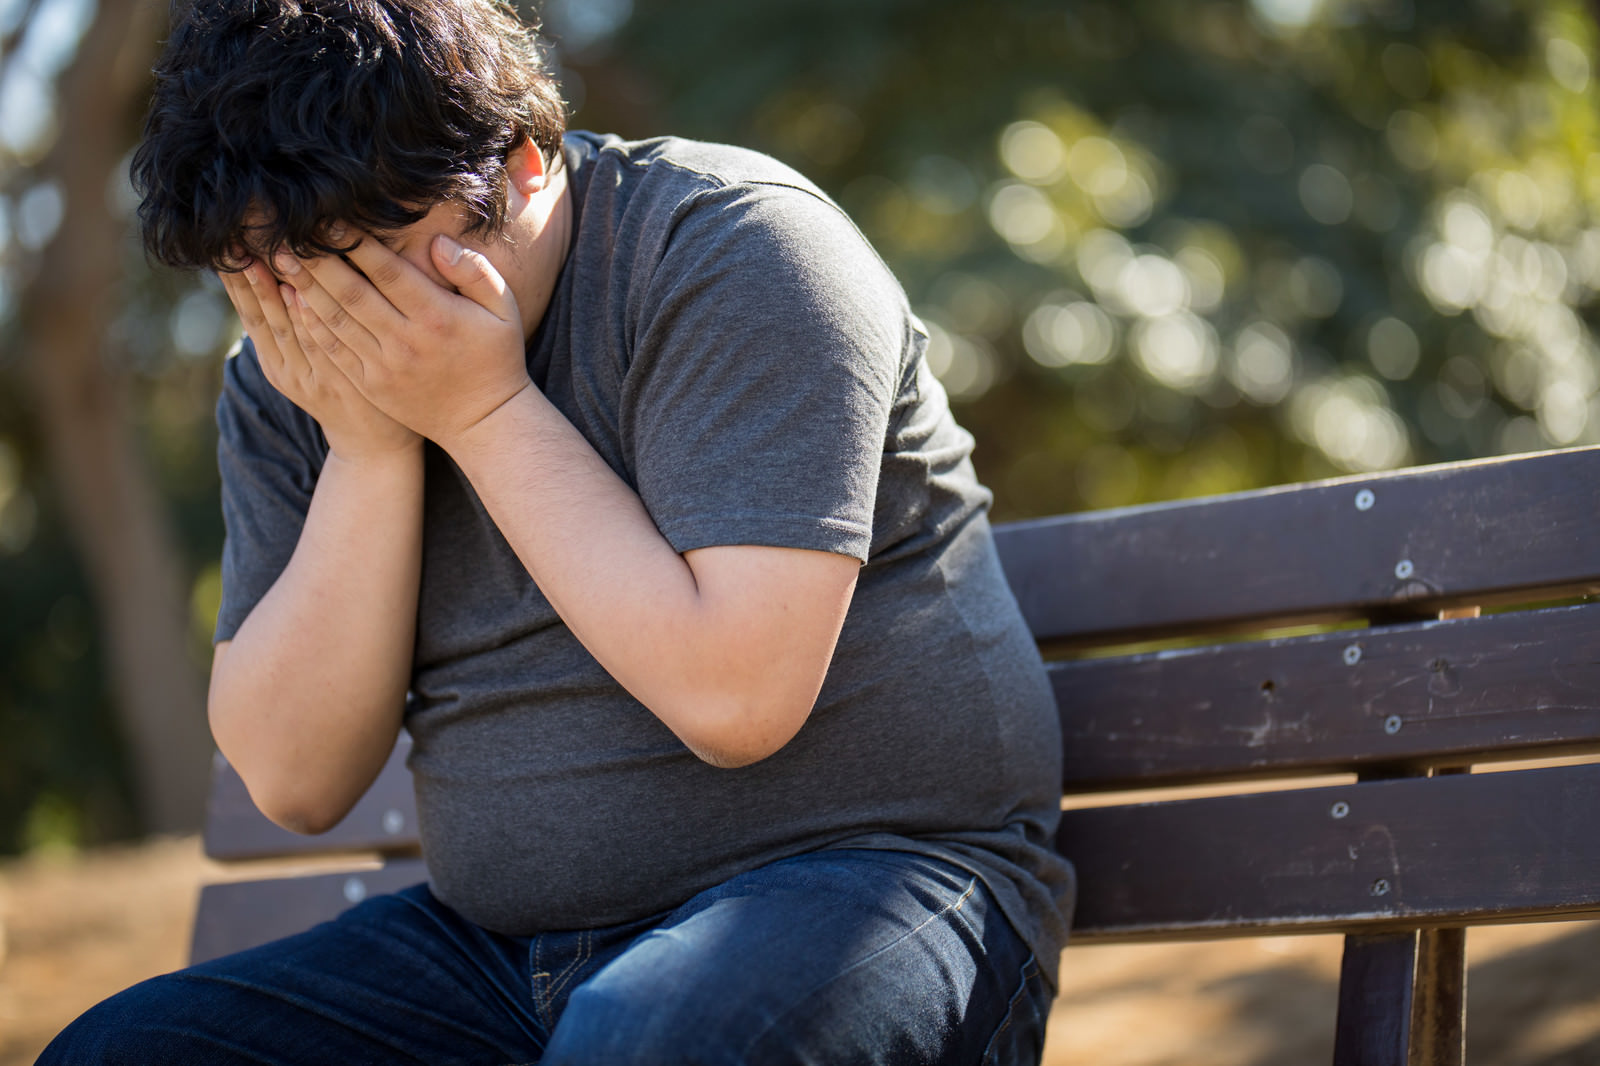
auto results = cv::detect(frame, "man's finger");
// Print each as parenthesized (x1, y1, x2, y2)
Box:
(288, 289, 366, 388)
(218, 269, 263, 336)
(245, 263, 309, 368)
(290, 234, 423, 338)
(430, 235, 519, 324)
(220, 266, 284, 366)
(283, 288, 324, 362)
(333, 231, 441, 314)
(281, 251, 387, 351)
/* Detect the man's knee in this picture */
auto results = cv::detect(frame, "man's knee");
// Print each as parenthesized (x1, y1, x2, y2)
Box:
(540, 954, 1049, 1066)
(38, 972, 213, 1066)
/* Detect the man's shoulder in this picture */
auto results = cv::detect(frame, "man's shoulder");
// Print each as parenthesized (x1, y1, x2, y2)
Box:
(566, 131, 829, 202)
(558, 129, 865, 292)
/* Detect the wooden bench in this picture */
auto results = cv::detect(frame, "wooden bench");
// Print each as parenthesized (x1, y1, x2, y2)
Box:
(192, 445, 1600, 1065)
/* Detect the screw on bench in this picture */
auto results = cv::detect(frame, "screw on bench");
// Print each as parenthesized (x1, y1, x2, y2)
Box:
(1343, 645, 1362, 666)
(1371, 878, 1391, 897)
(343, 877, 368, 904)
(1330, 801, 1350, 819)
(1384, 715, 1403, 735)
(382, 808, 406, 835)
(1394, 559, 1415, 579)
(1354, 489, 1375, 511)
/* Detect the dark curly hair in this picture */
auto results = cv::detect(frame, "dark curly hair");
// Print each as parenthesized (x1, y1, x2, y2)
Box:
(132, 0, 567, 270)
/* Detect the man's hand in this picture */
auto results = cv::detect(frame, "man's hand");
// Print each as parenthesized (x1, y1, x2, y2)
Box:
(219, 262, 419, 462)
(270, 231, 532, 450)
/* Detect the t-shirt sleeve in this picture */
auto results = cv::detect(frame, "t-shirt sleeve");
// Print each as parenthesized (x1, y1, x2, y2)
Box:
(622, 183, 908, 562)
(213, 339, 327, 642)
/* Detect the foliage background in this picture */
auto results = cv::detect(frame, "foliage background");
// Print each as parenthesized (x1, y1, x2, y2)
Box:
(0, 0, 1596, 851)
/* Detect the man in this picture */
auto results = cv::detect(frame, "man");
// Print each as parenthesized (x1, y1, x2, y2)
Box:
(43, 0, 1073, 1061)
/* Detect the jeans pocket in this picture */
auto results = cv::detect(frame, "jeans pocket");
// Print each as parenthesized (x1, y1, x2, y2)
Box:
(979, 954, 1052, 1066)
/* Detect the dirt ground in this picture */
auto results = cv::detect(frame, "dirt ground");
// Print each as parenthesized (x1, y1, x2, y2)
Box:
(2, 836, 1598, 1065)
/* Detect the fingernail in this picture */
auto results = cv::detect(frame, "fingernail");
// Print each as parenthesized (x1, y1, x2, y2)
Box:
(272, 251, 301, 276)
(436, 234, 463, 264)
(279, 284, 296, 307)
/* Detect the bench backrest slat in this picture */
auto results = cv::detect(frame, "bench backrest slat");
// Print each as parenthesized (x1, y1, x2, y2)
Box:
(1053, 602, 1600, 790)
(995, 447, 1600, 648)
(1061, 762, 1600, 942)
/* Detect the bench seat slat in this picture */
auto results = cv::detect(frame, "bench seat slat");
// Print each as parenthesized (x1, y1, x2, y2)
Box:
(203, 735, 418, 861)
(1053, 602, 1600, 790)
(189, 859, 430, 964)
(1060, 762, 1600, 943)
(997, 446, 1600, 647)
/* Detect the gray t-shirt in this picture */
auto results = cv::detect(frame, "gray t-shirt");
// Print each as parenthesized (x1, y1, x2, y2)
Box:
(216, 131, 1074, 983)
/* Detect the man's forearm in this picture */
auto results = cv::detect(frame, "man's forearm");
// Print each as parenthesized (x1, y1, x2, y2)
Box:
(443, 386, 856, 768)
(209, 444, 424, 832)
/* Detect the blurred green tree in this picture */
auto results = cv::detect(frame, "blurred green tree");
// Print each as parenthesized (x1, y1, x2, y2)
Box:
(592, 0, 1600, 518)
(1, 0, 216, 849)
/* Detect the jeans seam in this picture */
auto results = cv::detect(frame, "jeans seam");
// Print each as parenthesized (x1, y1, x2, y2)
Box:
(532, 936, 550, 1030)
(978, 954, 1041, 1065)
(738, 876, 980, 1058)
(545, 928, 591, 1010)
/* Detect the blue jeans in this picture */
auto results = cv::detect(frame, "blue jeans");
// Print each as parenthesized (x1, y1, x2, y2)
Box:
(41, 848, 1053, 1064)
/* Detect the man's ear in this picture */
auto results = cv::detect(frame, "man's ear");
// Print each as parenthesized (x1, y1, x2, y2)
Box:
(506, 138, 549, 196)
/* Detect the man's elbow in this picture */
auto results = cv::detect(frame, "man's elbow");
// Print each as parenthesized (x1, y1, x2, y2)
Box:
(671, 691, 816, 769)
(260, 800, 351, 836)
(686, 736, 783, 770)
(241, 773, 359, 836)
(265, 801, 348, 837)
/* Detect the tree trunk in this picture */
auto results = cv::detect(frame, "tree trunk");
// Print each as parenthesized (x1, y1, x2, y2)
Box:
(18, 0, 213, 834)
